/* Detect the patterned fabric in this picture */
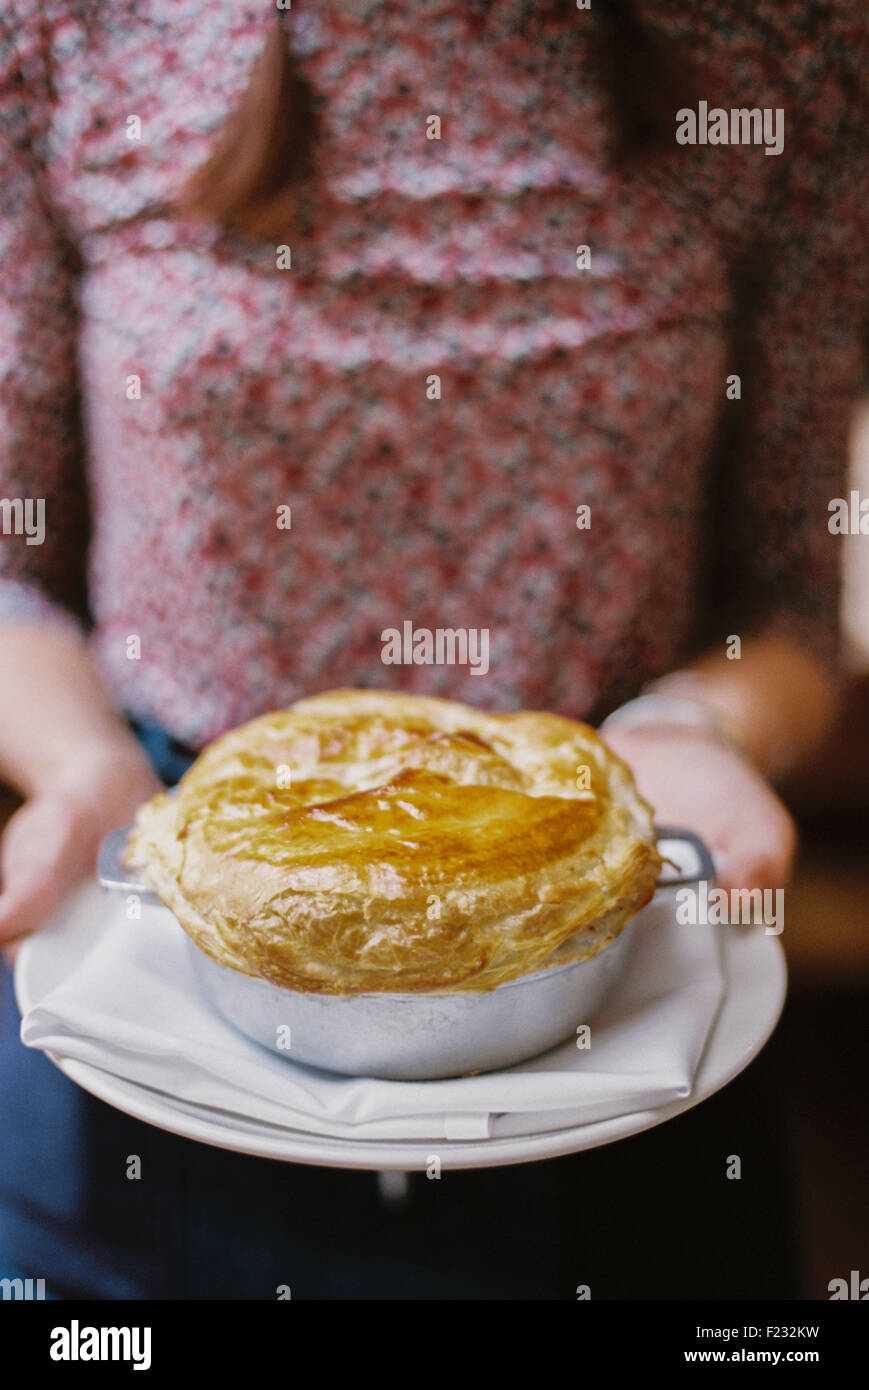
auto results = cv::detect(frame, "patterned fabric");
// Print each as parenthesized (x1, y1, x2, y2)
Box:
(0, 0, 866, 747)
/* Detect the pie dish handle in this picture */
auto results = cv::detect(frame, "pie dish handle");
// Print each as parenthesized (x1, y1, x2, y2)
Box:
(97, 826, 160, 902)
(654, 825, 716, 888)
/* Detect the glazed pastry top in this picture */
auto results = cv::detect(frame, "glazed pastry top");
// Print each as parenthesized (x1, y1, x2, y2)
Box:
(126, 689, 661, 993)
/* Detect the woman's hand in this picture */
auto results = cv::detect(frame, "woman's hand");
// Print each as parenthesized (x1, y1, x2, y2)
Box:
(0, 743, 162, 952)
(602, 723, 797, 891)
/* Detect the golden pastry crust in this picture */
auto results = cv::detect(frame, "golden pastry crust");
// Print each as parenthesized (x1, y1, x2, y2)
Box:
(125, 689, 661, 994)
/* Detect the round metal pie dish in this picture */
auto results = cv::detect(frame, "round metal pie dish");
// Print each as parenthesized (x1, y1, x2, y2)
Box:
(100, 825, 712, 1081)
(184, 918, 640, 1081)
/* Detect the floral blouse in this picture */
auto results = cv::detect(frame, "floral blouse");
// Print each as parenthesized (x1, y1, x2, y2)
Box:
(0, 0, 866, 747)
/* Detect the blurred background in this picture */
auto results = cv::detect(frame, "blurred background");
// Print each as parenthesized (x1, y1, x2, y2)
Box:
(769, 394, 869, 1297)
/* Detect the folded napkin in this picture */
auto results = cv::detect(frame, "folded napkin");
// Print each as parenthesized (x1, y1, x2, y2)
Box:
(21, 886, 723, 1143)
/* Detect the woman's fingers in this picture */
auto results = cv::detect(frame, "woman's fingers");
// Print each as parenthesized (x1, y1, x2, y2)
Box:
(0, 795, 95, 945)
(0, 753, 162, 949)
(604, 722, 799, 893)
(711, 792, 798, 892)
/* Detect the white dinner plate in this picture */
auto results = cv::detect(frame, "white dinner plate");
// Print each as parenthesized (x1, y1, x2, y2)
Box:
(15, 886, 786, 1171)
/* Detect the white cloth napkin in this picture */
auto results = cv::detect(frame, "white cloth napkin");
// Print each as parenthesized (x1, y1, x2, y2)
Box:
(20, 890, 723, 1143)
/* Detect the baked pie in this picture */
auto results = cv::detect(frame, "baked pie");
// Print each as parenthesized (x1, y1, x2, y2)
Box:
(125, 689, 661, 995)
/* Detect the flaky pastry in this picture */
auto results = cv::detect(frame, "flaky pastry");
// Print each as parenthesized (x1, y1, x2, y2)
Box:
(125, 689, 661, 994)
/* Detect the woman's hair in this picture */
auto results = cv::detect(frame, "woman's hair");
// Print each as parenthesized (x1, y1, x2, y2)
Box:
(177, 15, 318, 240)
(174, 1, 698, 241)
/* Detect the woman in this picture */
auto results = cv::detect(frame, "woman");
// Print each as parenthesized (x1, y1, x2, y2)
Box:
(0, 0, 864, 1298)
